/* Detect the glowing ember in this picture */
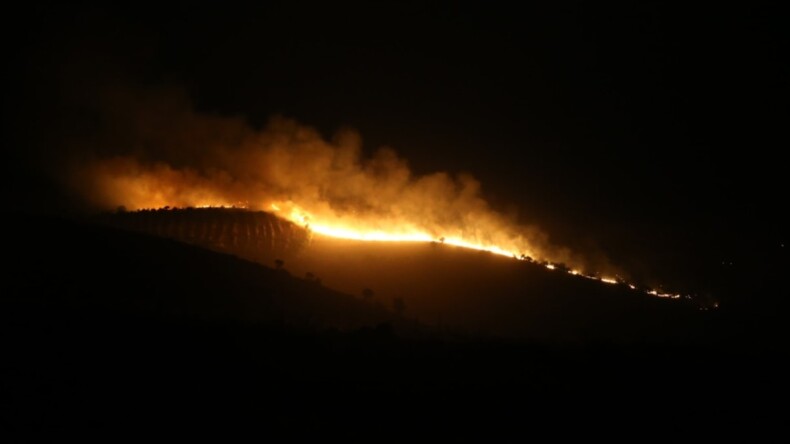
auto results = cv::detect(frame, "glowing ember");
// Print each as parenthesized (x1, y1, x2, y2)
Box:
(600, 277, 618, 284)
(647, 289, 681, 299)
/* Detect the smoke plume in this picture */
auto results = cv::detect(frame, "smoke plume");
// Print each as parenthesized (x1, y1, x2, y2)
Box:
(60, 81, 595, 270)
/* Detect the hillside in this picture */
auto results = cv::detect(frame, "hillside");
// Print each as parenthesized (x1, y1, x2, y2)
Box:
(101, 208, 704, 342)
(2, 214, 787, 435)
(5, 214, 405, 331)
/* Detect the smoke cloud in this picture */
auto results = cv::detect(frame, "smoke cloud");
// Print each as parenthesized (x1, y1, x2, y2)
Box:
(58, 81, 601, 271)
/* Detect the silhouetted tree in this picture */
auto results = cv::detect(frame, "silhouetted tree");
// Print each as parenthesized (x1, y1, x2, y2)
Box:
(274, 259, 284, 270)
(305, 272, 315, 280)
(392, 297, 406, 315)
(362, 288, 374, 301)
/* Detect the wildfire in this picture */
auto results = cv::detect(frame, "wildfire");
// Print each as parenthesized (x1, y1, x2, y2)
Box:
(124, 202, 695, 304)
(57, 82, 703, 307)
(274, 202, 523, 258)
(268, 201, 693, 302)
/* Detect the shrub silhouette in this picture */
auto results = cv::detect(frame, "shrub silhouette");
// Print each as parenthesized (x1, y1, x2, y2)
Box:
(392, 297, 406, 315)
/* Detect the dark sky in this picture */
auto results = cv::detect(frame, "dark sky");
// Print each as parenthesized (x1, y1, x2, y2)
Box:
(3, 2, 786, 297)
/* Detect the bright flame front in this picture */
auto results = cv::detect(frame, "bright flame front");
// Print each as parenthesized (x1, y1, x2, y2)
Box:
(274, 201, 521, 258)
(270, 201, 694, 302)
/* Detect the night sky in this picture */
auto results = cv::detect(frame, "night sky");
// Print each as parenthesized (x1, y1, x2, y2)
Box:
(3, 3, 786, 303)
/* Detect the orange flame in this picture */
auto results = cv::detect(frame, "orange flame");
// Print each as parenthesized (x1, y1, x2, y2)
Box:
(125, 201, 692, 302)
(268, 201, 691, 301)
(63, 89, 691, 303)
(272, 201, 520, 258)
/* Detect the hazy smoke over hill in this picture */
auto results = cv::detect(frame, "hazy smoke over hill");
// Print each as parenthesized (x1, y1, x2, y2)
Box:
(55, 80, 611, 272)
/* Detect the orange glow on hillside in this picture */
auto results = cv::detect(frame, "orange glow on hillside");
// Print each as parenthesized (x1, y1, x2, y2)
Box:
(67, 101, 700, 306)
(118, 200, 697, 303)
(274, 202, 518, 258)
(267, 201, 692, 302)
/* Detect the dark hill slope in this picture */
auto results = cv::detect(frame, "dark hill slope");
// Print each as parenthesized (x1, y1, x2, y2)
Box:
(295, 236, 701, 342)
(6, 215, 398, 330)
(102, 208, 703, 342)
(1, 215, 787, 435)
(96, 207, 308, 266)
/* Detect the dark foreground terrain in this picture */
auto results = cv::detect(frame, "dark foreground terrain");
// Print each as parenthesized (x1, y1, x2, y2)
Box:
(2, 215, 787, 437)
